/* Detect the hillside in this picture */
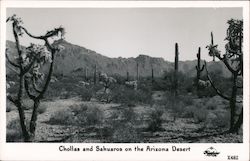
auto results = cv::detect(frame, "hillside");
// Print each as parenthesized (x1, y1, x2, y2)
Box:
(6, 40, 231, 78)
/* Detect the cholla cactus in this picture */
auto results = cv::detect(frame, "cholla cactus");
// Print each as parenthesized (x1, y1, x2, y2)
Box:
(205, 19, 243, 133)
(206, 32, 221, 61)
(6, 15, 65, 142)
(99, 73, 117, 92)
(125, 80, 138, 90)
(98, 73, 117, 103)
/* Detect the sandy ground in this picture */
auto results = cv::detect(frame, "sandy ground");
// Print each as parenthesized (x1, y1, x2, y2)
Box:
(6, 94, 242, 143)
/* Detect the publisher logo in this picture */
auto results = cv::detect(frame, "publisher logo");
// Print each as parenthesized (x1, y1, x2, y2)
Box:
(204, 147, 220, 157)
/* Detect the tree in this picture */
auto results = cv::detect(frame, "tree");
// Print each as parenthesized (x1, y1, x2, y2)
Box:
(205, 19, 243, 133)
(6, 15, 65, 141)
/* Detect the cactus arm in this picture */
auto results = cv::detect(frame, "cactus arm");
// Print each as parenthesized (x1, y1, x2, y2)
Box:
(6, 49, 20, 68)
(24, 78, 36, 100)
(222, 57, 237, 74)
(32, 77, 43, 93)
(195, 65, 198, 71)
(204, 61, 230, 101)
(201, 64, 205, 71)
(21, 26, 64, 40)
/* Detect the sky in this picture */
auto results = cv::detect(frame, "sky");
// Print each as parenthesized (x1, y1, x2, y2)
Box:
(6, 8, 242, 61)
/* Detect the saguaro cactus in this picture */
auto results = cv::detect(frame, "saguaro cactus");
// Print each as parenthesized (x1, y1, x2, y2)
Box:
(126, 71, 129, 81)
(195, 47, 205, 93)
(136, 62, 139, 81)
(174, 43, 179, 96)
(84, 67, 88, 81)
(151, 65, 154, 83)
(93, 64, 97, 84)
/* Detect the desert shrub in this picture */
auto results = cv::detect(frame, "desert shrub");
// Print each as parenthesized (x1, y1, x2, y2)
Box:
(205, 101, 217, 110)
(182, 105, 196, 118)
(70, 104, 88, 115)
(78, 105, 104, 126)
(37, 104, 47, 114)
(112, 85, 152, 105)
(212, 111, 230, 128)
(6, 101, 15, 112)
(147, 107, 164, 132)
(6, 118, 28, 142)
(137, 80, 152, 92)
(110, 74, 126, 85)
(22, 99, 34, 110)
(104, 106, 141, 142)
(45, 80, 65, 99)
(70, 104, 104, 126)
(193, 107, 208, 123)
(79, 87, 94, 101)
(60, 91, 73, 99)
(112, 122, 141, 143)
(108, 105, 138, 123)
(48, 108, 75, 125)
(180, 95, 194, 106)
(161, 92, 185, 120)
(163, 70, 188, 93)
(152, 79, 169, 91)
(6, 105, 12, 112)
(121, 106, 137, 122)
(96, 90, 113, 103)
(198, 87, 217, 98)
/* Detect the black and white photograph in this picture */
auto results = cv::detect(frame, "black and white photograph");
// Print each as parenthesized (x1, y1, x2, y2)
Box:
(0, 1, 249, 161)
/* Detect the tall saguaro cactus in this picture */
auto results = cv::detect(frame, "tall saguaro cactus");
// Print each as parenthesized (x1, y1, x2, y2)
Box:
(93, 64, 97, 84)
(174, 43, 179, 96)
(126, 71, 129, 81)
(84, 67, 88, 81)
(151, 65, 154, 84)
(195, 47, 205, 93)
(136, 62, 139, 81)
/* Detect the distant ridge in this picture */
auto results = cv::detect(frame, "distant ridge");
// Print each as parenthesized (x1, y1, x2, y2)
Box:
(6, 40, 231, 78)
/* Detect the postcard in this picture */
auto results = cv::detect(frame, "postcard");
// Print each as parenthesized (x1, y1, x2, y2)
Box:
(0, 1, 249, 161)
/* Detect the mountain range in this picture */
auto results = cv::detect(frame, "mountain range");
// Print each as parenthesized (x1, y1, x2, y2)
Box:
(6, 40, 231, 78)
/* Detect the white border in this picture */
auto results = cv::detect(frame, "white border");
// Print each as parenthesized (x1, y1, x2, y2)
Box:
(0, 1, 249, 161)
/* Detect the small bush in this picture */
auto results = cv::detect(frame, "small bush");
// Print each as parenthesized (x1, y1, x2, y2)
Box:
(112, 85, 152, 105)
(193, 107, 208, 123)
(205, 101, 217, 110)
(152, 79, 169, 91)
(70, 104, 104, 126)
(96, 90, 112, 103)
(162, 93, 185, 120)
(182, 105, 196, 118)
(70, 104, 88, 115)
(37, 104, 47, 114)
(112, 122, 141, 143)
(22, 99, 34, 110)
(147, 107, 164, 132)
(48, 108, 75, 125)
(180, 95, 194, 106)
(212, 111, 230, 128)
(103, 105, 141, 142)
(120, 106, 137, 122)
(80, 87, 94, 101)
(6, 101, 15, 112)
(81, 105, 104, 126)
(6, 106, 12, 112)
(6, 118, 27, 142)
